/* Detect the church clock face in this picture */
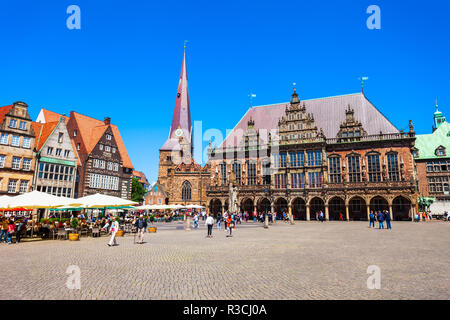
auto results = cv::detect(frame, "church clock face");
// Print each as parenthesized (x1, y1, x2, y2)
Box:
(175, 128, 183, 137)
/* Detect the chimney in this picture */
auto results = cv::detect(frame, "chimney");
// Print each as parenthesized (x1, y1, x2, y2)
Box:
(104, 117, 111, 125)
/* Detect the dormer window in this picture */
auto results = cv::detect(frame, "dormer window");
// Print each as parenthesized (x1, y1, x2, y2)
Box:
(436, 146, 446, 156)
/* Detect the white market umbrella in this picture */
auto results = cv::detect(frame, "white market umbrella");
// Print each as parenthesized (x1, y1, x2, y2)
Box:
(6, 191, 83, 209)
(0, 195, 13, 209)
(185, 204, 205, 209)
(76, 193, 138, 208)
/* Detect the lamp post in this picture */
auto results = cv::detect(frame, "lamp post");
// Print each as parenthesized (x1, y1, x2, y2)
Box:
(184, 198, 191, 231)
(264, 188, 269, 228)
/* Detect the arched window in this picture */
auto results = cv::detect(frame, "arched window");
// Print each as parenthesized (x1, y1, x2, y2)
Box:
(182, 181, 191, 201)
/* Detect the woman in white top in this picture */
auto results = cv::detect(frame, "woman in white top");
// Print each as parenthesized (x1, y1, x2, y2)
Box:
(107, 217, 119, 247)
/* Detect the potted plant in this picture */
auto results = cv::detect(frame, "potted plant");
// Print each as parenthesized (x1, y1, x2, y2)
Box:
(69, 218, 80, 241)
(115, 217, 125, 236)
(148, 216, 157, 233)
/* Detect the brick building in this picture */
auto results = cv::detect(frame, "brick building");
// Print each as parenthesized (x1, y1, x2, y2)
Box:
(414, 102, 450, 213)
(37, 110, 134, 199)
(144, 182, 168, 205)
(207, 88, 418, 221)
(133, 170, 150, 190)
(31, 116, 78, 197)
(0, 102, 36, 195)
(157, 50, 210, 206)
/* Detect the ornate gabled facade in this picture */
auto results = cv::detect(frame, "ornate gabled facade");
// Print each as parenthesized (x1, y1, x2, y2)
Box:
(207, 88, 418, 221)
(336, 105, 367, 142)
(0, 102, 36, 195)
(31, 117, 78, 198)
(157, 50, 209, 206)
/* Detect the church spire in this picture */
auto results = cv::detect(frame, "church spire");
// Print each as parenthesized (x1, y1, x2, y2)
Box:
(432, 99, 446, 132)
(168, 48, 192, 143)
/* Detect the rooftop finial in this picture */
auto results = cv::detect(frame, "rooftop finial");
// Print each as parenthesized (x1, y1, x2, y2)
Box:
(290, 83, 300, 105)
(435, 99, 439, 112)
(184, 40, 188, 50)
(249, 92, 256, 108)
(358, 76, 369, 95)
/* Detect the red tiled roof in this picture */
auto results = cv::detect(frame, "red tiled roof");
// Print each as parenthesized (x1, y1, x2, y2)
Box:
(31, 121, 58, 151)
(0, 105, 14, 124)
(40, 109, 69, 124)
(70, 111, 133, 169)
(133, 170, 150, 185)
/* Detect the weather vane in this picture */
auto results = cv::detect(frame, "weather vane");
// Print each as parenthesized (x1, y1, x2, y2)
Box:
(249, 92, 256, 108)
(358, 76, 369, 94)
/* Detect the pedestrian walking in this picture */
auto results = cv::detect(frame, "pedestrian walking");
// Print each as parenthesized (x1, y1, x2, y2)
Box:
(0, 218, 8, 243)
(107, 217, 119, 247)
(339, 212, 343, 221)
(319, 211, 324, 222)
(377, 211, 384, 229)
(193, 214, 199, 229)
(134, 214, 147, 244)
(385, 210, 392, 230)
(205, 214, 214, 237)
(6, 220, 15, 244)
(217, 213, 222, 230)
(369, 211, 375, 228)
(16, 219, 25, 243)
(226, 215, 233, 237)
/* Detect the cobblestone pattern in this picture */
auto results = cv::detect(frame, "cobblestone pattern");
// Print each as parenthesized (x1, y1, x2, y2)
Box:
(1, 221, 449, 300)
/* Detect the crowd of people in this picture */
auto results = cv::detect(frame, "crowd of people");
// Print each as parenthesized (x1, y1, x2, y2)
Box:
(368, 210, 392, 229)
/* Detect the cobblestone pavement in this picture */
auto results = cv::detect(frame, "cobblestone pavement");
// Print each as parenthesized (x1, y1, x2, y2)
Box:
(1, 221, 449, 300)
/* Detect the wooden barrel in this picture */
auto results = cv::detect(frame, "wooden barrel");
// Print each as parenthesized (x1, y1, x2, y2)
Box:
(148, 227, 157, 233)
(116, 230, 124, 237)
(68, 233, 79, 241)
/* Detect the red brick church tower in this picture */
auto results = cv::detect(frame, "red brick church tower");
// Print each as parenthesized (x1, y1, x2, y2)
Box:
(157, 49, 209, 205)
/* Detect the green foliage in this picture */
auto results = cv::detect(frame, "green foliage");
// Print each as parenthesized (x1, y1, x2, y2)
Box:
(70, 217, 79, 229)
(131, 177, 146, 203)
(40, 218, 69, 223)
(149, 215, 155, 222)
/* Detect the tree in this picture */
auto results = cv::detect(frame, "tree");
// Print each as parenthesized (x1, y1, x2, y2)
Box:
(131, 177, 146, 203)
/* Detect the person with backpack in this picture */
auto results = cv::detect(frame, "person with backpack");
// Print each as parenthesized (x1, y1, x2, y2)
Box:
(377, 211, 384, 229)
(369, 211, 375, 228)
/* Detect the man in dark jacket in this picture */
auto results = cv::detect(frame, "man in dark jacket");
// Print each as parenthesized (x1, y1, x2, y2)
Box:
(377, 211, 384, 229)
(134, 215, 147, 244)
(369, 211, 375, 228)
(384, 210, 392, 230)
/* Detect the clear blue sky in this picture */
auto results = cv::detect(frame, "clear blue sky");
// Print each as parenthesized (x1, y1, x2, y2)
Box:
(1, 0, 449, 184)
